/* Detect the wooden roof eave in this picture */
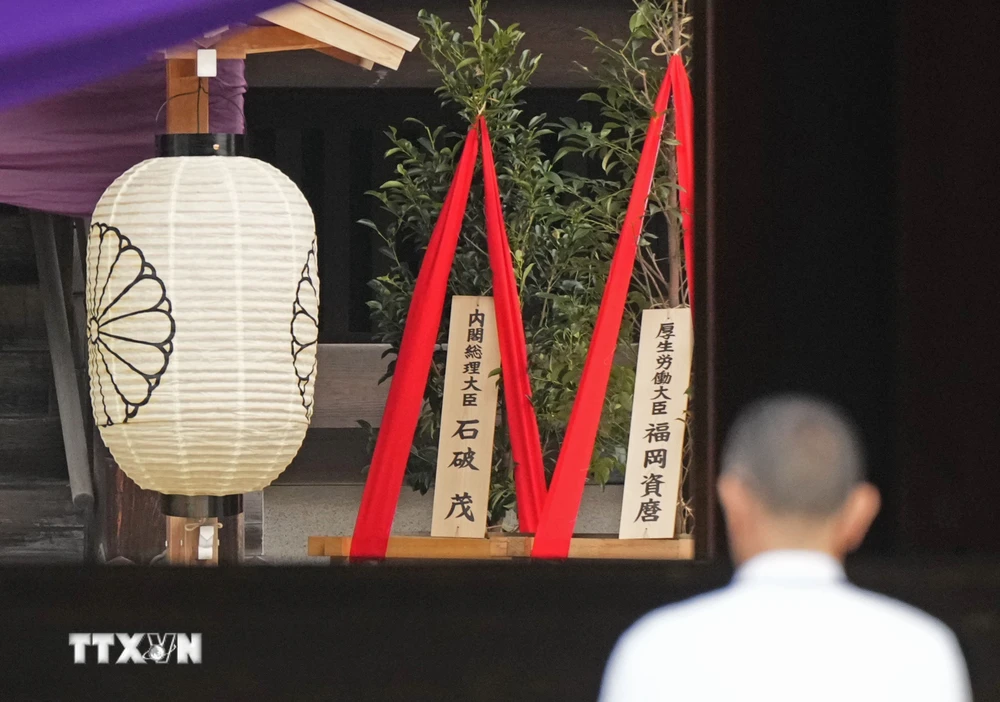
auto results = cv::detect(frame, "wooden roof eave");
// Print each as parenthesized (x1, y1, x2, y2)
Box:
(163, 1, 418, 72)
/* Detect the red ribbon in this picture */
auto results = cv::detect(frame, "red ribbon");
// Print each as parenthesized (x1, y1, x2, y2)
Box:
(531, 68, 675, 559)
(479, 116, 548, 532)
(351, 119, 549, 558)
(669, 54, 695, 311)
(350, 125, 481, 559)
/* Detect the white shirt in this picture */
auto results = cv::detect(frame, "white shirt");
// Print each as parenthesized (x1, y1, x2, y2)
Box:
(600, 550, 972, 702)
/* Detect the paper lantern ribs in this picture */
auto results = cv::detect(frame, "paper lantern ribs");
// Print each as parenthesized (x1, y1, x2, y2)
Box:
(88, 135, 319, 498)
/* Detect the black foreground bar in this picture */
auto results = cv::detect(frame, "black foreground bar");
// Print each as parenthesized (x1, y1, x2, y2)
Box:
(1, 560, 998, 701)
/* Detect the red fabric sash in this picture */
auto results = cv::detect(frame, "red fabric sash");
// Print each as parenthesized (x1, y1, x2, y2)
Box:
(479, 117, 549, 531)
(351, 119, 549, 558)
(531, 69, 675, 559)
(669, 54, 695, 311)
(350, 125, 481, 559)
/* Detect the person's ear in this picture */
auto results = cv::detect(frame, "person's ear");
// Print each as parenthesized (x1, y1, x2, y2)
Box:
(718, 472, 755, 530)
(835, 482, 881, 554)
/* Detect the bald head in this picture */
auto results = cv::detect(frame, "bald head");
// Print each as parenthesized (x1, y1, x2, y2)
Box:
(721, 395, 865, 517)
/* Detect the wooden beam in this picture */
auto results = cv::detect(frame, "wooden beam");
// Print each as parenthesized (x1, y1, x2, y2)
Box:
(309, 535, 696, 561)
(298, 0, 420, 51)
(259, 4, 407, 70)
(29, 211, 93, 511)
(216, 26, 326, 55)
(166, 26, 332, 60)
(315, 46, 375, 71)
(165, 58, 209, 134)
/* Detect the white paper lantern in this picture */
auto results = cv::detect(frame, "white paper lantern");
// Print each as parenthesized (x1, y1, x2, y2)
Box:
(87, 151, 318, 496)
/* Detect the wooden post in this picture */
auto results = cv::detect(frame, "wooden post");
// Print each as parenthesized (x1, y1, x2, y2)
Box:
(165, 59, 209, 134)
(166, 517, 220, 566)
(93, 432, 164, 564)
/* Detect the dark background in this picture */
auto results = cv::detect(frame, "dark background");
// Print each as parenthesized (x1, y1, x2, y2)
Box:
(694, 0, 1000, 559)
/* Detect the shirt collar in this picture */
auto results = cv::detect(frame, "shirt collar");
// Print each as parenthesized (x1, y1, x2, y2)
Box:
(734, 549, 846, 584)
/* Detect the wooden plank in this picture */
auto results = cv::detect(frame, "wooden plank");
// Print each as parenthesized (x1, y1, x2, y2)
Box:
(259, 4, 407, 69)
(0, 481, 84, 527)
(0, 284, 46, 349)
(166, 58, 209, 133)
(309, 535, 696, 561)
(310, 535, 498, 560)
(431, 297, 500, 538)
(168, 26, 327, 59)
(564, 536, 694, 560)
(0, 352, 51, 417)
(30, 212, 93, 510)
(315, 46, 375, 70)
(619, 308, 693, 539)
(0, 528, 85, 564)
(0, 212, 36, 284)
(164, 27, 375, 68)
(0, 418, 67, 480)
(298, 0, 420, 51)
(311, 343, 393, 428)
(211, 26, 327, 56)
(0, 479, 86, 564)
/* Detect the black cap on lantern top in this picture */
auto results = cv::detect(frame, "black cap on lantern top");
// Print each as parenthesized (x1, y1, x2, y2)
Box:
(161, 494, 244, 518)
(155, 133, 246, 158)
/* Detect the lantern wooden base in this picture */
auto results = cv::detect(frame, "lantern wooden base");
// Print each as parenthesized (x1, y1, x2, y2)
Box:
(308, 534, 695, 562)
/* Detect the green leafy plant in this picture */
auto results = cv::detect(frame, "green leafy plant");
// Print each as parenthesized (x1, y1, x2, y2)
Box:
(362, 0, 691, 527)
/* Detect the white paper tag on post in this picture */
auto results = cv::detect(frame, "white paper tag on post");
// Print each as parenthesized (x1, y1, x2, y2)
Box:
(196, 49, 217, 78)
(197, 525, 215, 560)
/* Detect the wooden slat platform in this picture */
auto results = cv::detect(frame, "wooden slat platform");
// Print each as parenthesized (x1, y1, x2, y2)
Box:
(0, 478, 86, 564)
(309, 534, 695, 561)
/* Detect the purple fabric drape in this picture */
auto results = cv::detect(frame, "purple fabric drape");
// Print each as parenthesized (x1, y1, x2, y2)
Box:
(0, 60, 246, 217)
(0, 0, 281, 112)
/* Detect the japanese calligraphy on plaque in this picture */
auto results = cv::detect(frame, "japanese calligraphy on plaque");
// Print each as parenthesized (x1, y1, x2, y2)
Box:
(431, 296, 500, 538)
(619, 308, 693, 539)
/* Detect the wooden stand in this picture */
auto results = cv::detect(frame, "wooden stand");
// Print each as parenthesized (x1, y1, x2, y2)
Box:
(309, 534, 695, 562)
